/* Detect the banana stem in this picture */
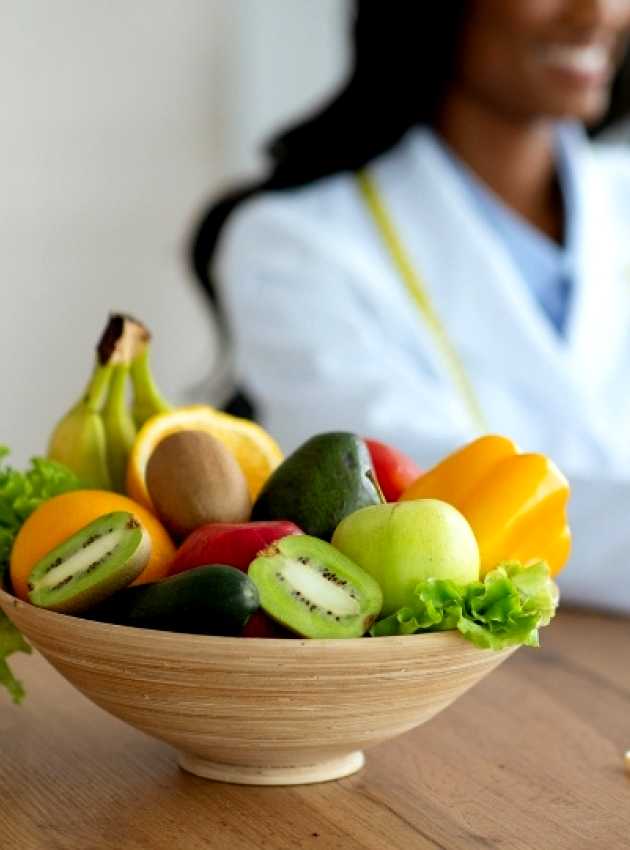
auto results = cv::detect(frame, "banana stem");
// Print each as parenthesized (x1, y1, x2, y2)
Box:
(97, 313, 146, 366)
(107, 363, 130, 414)
(84, 363, 114, 413)
(130, 346, 171, 427)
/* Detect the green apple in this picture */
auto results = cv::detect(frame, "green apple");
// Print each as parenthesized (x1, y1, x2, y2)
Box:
(331, 499, 480, 616)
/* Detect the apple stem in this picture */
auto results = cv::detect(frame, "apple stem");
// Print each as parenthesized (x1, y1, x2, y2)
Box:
(366, 469, 387, 504)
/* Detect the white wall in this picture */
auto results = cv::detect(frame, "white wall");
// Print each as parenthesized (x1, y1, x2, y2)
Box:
(0, 1, 348, 465)
(225, 0, 350, 178)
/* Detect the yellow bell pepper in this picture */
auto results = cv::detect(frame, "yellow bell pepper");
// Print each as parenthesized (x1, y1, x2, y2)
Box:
(400, 435, 571, 577)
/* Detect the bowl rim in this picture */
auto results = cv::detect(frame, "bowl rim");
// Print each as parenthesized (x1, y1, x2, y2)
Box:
(0, 584, 490, 651)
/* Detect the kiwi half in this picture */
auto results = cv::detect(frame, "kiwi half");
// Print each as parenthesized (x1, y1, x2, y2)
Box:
(27, 511, 151, 614)
(248, 535, 383, 639)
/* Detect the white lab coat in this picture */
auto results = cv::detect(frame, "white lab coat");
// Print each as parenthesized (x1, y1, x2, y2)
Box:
(215, 126, 630, 612)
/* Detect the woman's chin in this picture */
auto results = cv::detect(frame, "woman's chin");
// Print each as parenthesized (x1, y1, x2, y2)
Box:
(527, 88, 610, 125)
(537, 70, 613, 124)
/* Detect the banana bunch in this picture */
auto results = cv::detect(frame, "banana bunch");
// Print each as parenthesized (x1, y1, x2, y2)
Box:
(48, 315, 171, 491)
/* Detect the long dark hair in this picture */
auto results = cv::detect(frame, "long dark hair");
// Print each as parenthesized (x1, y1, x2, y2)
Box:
(190, 0, 630, 309)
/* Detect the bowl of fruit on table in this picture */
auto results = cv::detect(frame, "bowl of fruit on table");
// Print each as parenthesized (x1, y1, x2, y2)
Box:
(0, 316, 570, 785)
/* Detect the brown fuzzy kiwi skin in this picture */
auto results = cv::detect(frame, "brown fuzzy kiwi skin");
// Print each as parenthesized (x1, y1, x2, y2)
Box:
(28, 517, 152, 615)
(145, 430, 251, 538)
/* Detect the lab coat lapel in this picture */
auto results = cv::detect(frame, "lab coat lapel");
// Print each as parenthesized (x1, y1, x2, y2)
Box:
(378, 128, 577, 414)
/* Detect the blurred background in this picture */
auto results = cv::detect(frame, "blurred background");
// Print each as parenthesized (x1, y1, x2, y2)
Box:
(1, 1, 349, 464)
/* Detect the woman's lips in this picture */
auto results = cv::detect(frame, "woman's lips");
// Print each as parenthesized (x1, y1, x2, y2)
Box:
(537, 43, 612, 85)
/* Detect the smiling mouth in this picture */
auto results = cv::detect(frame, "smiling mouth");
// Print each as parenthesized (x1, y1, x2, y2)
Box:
(538, 43, 611, 79)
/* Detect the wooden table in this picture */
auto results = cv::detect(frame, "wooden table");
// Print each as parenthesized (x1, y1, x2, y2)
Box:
(1, 609, 628, 850)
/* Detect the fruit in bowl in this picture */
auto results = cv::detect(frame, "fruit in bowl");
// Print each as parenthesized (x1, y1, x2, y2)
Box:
(0, 314, 571, 784)
(332, 499, 480, 616)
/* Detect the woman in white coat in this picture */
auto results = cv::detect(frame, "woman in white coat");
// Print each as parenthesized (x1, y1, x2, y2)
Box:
(191, 1, 630, 609)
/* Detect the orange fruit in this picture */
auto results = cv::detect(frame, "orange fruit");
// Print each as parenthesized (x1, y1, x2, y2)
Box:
(10, 490, 175, 602)
(126, 405, 283, 509)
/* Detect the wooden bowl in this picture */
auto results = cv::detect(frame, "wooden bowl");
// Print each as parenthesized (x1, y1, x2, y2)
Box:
(0, 587, 516, 786)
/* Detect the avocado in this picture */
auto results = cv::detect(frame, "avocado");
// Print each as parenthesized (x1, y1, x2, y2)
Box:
(250, 432, 381, 540)
(87, 565, 259, 635)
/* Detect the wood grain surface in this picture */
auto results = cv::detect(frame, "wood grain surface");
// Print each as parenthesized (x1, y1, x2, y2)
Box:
(1, 609, 629, 850)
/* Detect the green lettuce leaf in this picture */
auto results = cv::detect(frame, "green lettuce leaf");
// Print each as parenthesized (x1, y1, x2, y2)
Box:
(0, 446, 82, 581)
(0, 611, 32, 703)
(0, 445, 82, 701)
(371, 561, 559, 650)
(372, 579, 465, 636)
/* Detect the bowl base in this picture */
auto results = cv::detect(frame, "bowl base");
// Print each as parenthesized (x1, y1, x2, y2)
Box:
(178, 750, 365, 786)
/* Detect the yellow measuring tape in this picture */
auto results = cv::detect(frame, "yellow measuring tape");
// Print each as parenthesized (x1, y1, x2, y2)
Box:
(357, 170, 487, 433)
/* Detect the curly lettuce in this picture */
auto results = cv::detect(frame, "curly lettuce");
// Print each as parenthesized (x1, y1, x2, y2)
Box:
(370, 561, 558, 650)
(0, 613, 32, 703)
(0, 446, 82, 702)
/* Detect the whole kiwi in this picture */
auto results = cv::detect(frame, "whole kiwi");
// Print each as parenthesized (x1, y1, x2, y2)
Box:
(146, 430, 251, 537)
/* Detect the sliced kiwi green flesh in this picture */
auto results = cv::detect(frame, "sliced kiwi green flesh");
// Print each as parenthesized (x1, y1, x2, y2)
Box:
(27, 511, 151, 614)
(248, 535, 383, 638)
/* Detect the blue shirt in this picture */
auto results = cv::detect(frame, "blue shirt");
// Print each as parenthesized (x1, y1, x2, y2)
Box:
(435, 125, 580, 335)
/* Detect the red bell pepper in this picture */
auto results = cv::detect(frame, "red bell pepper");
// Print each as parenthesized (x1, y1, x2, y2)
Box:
(365, 438, 423, 502)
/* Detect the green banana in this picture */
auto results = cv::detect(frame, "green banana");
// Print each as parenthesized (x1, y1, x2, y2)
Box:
(47, 362, 113, 489)
(47, 313, 171, 493)
(130, 344, 172, 428)
(102, 361, 136, 492)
